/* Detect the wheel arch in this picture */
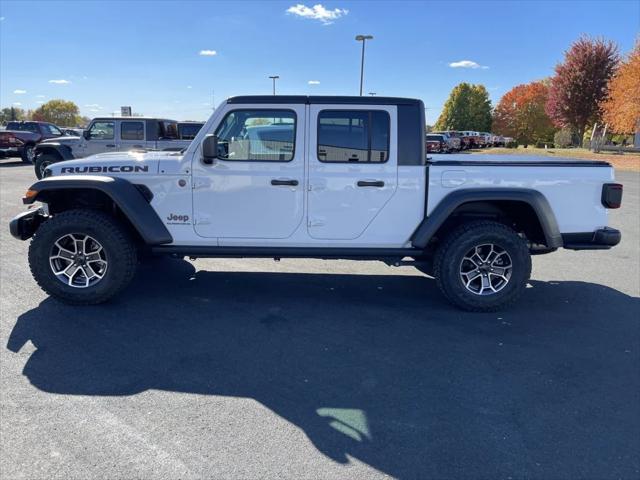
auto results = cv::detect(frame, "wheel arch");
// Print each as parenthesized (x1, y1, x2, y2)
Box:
(34, 143, 73, 161)
(411, 189, 563, 250)
(24, 175, 172, 245)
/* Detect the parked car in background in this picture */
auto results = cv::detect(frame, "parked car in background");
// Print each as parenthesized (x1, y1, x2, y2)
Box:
(33, 117, 194, 178)
(177, 121, 205, 140)
(432, 131, 462, 151)
(426, 134, 450, 153)
(0, 121, 66, 163)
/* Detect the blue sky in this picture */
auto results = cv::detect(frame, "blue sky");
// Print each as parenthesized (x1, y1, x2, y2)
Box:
(1, 0, 638, 122)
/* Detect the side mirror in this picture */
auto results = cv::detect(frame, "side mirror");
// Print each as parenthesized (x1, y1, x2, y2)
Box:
(83, 130, 90, 140)
(202, 134, 218, 164)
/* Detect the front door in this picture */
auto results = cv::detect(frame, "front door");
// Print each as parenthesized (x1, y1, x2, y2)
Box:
(307, 105, 398, 240)
(82, 120, 117, 157)
(192, 105, 305, 239)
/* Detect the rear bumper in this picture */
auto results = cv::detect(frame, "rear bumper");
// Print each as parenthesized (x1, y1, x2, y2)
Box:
(562, 227, 621, 250)
(9, 208, 47, 240)
(0, 146, 22, 156)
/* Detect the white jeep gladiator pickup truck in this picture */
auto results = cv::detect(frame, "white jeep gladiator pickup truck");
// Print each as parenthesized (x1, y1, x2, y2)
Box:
(10, 96, 623, 311)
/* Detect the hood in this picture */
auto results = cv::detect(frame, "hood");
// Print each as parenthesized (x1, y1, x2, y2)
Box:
(42, 135, 82, 145)
(47, 150, 183, 177)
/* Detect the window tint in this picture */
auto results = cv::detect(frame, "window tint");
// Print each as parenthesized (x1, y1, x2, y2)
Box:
(121, 121, 144, 141)
(88, 121, 115, 140)
(7, 122, 39, 133)
(178, 123, 203, 140)
(158, 121, 178, 139)
(318, 110, 389, 163)
(215, 110, 296, 161)
(43, 124, 63, 136)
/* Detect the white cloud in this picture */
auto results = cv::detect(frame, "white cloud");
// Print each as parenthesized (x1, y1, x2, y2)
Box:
(36, 101, 45, 104)
(286, 4, 348, 24)
(202, 102, 210, 106)
(36, 94, 46, 98)
(49, 79, 71, 84)
(90, 109, 100, 112)
(308, 80, 320, 85)
(0, 17, 5, 21)
(187, 85, 192, 89)
(13, 89, 27, 94)
(13, 102, 22, 106)
(448, 60, 489, 69)
(85, 104, 101, 108)
(199, 50, 217, 56)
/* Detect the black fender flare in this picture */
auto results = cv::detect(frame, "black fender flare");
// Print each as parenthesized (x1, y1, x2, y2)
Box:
(24, 175, 172, 245)
(411, 188, 563, 249)
(34, 143, 74, 161)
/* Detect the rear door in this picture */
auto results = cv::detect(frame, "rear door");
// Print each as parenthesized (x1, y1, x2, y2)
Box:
(307, 105, 398, 240)
(118, 120, 146, 151)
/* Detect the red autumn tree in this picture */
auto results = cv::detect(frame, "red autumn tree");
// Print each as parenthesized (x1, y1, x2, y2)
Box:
(493, 81, 556, 145)
(546, 36, 619, 144)
(602, 40, 640, 134)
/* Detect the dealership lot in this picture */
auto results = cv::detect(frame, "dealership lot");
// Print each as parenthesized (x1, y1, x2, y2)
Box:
(1, 161, 638, 479)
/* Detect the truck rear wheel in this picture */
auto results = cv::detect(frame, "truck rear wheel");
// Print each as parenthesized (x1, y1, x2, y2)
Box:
(21, 144, 36, 164)
(433, 220, 531, 312)
(28, 210, 138, 305)
(34, 153, 60, 179)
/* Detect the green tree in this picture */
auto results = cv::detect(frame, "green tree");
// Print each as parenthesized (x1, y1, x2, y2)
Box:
(0, 106, 27, 124)
(32, 99, 80, 126)
(435, 83, 492, 131)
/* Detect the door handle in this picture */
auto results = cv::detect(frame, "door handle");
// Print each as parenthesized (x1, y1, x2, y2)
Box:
(106, 144, 116, 148)
(271, 179, 299, 186)
(357, 180, 384, 187)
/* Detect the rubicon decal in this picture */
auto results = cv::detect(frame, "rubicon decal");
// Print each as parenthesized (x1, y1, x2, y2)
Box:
(166, 213, 190, 224)
(60, 165, 149, 174)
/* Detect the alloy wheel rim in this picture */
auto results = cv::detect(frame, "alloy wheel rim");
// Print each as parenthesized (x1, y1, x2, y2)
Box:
(39, 160, 51, 177)
(26, 147, 35, 162)
(49, 233, 108, 288)
(459, 243, 512, 296)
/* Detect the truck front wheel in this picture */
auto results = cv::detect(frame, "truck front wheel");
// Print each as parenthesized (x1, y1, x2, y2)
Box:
(433, 220, 531, 312)
(34, 153, 60, 179)
(28, 210, 138, 305)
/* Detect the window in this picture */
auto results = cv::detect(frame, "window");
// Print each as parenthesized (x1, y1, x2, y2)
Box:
(215, 109, 296, 161)
(43, 124, 63, 136)
(318, 110, 389, 163)
(121, 121, 144, 141)
(158, 121, 178, 140)
(87, 121, 115, 140)
(178, 123, 203, 140)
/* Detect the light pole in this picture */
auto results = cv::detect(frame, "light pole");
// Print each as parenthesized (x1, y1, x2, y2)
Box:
(268, 75, 279, 95)
(355, 35, 373, 96)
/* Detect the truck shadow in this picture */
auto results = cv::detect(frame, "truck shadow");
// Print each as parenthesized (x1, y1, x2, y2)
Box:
(7, 259, 640, 478)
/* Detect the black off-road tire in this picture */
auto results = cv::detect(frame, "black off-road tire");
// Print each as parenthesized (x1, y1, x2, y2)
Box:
(433, 220, 531, 312)
(34, 153, 60, 179)
(21, 144, 36, 164)
(28, 209, 138, 305)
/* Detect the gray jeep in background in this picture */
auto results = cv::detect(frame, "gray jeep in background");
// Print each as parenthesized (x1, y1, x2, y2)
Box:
(33, 117, 201, 178)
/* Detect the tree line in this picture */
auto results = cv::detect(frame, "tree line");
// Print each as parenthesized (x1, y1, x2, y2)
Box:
(434, 36, 639, 147)
(0, 99, 90, 127)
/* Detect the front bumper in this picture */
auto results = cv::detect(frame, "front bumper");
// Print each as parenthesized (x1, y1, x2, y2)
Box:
(9, 207, 47, 240)
(562, 227, 622, 250)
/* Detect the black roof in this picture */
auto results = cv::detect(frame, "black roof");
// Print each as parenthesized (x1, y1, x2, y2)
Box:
(227, 95, 422, 106)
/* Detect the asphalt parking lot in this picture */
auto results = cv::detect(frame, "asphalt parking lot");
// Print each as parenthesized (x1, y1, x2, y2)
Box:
(1, 160, 639, 479)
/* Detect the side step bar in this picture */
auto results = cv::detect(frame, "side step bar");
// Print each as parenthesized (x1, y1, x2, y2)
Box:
(151, 246, 421, 261)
